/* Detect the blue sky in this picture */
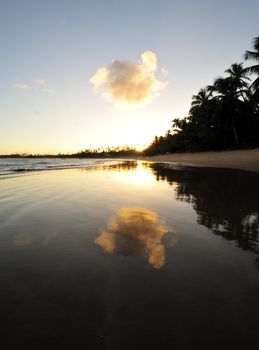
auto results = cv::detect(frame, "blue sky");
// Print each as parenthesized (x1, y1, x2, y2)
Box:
(1, 0, 258, 154)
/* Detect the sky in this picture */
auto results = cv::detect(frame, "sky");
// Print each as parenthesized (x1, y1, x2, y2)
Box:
(0, 0, 259, 154)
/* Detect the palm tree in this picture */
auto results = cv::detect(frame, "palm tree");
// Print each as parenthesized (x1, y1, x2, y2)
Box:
(189, 87, 211, 115)
(208, 76, 241, 146)
(244, 37, 259, 91)
(191, 88, 211, 110)
(224, 63, 250, 100)
(172, 118, 187, 133)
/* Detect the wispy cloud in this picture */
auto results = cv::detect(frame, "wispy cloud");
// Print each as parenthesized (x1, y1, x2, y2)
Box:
(35, 79, 55, 94)
(12, 79, 55, 94)
(35, 79, 46, 88)
(90, 51, 168, 106)
(12, 82, 29, 90)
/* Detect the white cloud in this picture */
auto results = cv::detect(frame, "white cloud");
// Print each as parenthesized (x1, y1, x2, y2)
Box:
(12, 82, 29, 90)
(90, 51, 168, 106)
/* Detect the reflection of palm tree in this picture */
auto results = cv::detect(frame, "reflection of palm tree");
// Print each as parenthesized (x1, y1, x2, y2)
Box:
(148, 163, 259, 255)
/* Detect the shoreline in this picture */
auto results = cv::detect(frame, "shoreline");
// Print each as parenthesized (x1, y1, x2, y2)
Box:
(1, 148, 259, 175)
(135, 148, 259, 173)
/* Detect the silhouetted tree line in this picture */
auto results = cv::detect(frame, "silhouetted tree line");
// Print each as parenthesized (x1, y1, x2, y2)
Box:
(145, 37, 259, 155)
(74, 145, 139, 158)
(0, 146, 139, 158)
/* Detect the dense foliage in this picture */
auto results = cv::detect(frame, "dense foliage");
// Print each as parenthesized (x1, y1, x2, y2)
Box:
(145, 37, 259, 155)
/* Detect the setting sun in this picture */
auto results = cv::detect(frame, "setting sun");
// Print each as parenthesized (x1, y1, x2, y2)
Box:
(134, 144, 147, 152)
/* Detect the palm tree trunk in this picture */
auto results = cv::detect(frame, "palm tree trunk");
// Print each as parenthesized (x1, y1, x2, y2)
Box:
(230, 100, 239, 146)
(230, 111, 239, 146)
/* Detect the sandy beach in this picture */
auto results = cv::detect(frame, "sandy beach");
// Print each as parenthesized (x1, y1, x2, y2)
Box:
(138, 148, 259, 173)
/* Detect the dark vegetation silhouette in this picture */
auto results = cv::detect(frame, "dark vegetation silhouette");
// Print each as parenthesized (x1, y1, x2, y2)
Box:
(144, 37, 259, 155)
(0, 146, 140, 158)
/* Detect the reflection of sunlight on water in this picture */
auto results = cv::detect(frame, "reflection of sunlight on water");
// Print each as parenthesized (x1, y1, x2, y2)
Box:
(120, 161, 155, 187)
(96, 207, 176, 269)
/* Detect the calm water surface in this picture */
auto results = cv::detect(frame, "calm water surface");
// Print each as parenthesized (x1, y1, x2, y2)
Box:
(0, 161, 259, 349)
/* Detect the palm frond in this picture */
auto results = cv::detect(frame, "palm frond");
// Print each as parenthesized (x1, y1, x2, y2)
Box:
(252, 37, 259, 51)
(243, 65, 259, 75)
(249, 77, 259, 91)
(244, 51, 259, 61)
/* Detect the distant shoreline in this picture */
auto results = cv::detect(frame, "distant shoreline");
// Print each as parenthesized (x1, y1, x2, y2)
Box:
(136, 148, 259, 173)
(1, 148, 259, 173)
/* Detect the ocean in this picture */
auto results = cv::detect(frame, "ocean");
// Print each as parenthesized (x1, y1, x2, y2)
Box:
(0, 157, 118, 177)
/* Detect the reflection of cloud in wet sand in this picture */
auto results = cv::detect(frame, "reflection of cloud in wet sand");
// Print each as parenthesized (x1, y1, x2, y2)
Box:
(13, 231, 57, 247)
(13, 232, 32, 246)
(95, 208, 176, 269)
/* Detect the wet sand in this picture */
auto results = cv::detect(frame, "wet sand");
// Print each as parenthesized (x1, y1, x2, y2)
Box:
(1, 162, 259, 349)
(137, 148, 259, 173)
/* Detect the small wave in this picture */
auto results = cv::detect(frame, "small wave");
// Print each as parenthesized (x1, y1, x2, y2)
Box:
(35, 161, 49, 165)
(46, 164, 82, 168)
(13, 168, 42, 172)
(0, 158, 120, 178)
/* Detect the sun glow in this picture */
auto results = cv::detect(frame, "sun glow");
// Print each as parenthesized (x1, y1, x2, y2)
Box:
(134, 144, 147, 152)
(118, 161, 155, 186)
